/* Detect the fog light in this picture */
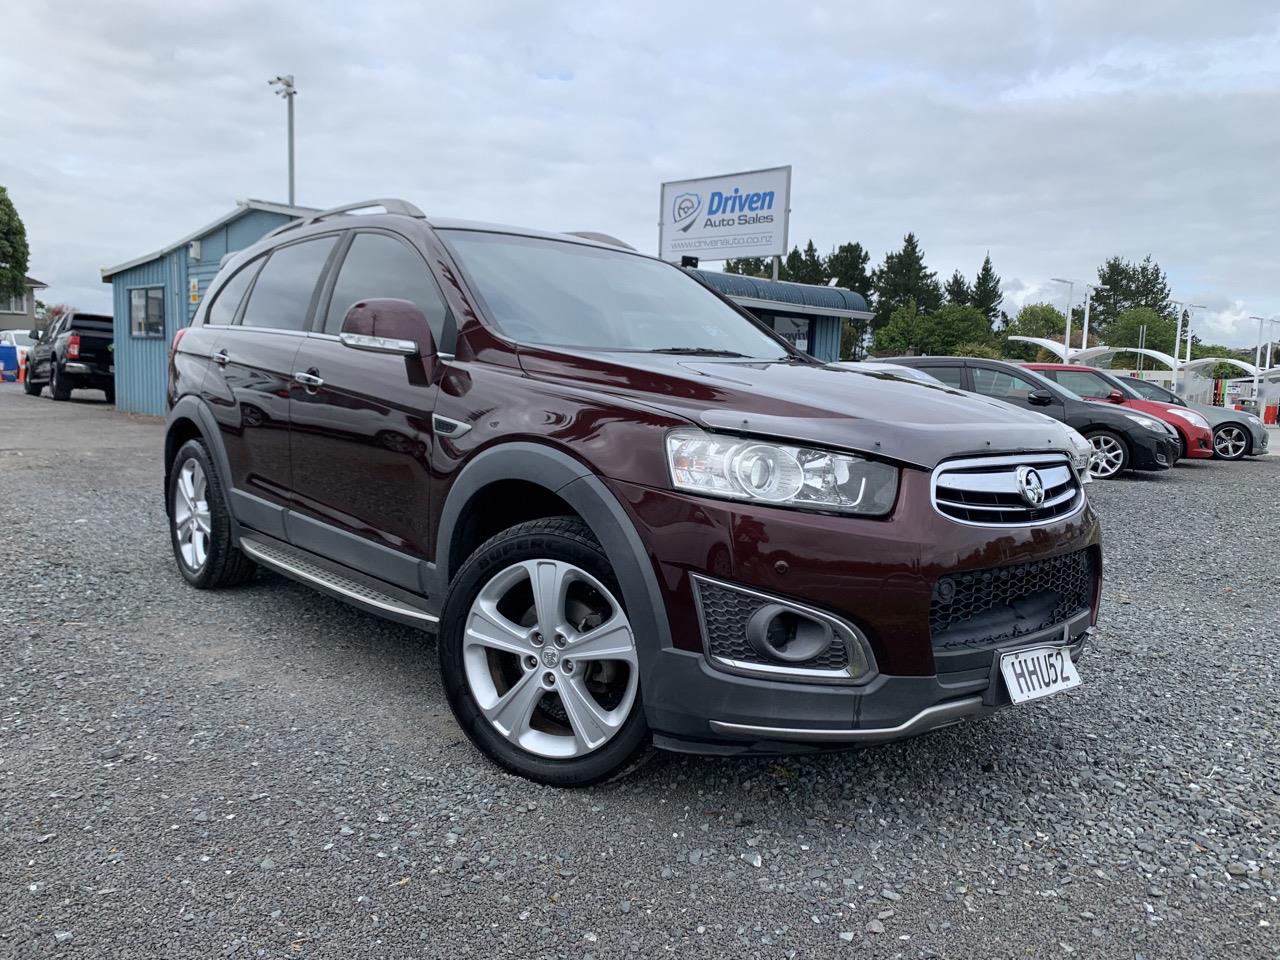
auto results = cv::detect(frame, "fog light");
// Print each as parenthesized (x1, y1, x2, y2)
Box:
(748, 606, 833, 663)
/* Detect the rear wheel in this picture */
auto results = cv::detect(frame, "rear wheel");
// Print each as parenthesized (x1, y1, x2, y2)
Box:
(440, 517, 650, 786)
(168, 439, 257, 589)
(50, 362, 71, 401)
(1213, 424, 1249, 460)
(1085, 430, 1129, 479)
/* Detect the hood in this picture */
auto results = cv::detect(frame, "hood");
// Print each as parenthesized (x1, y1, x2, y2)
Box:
(518, 348, 1076, 470)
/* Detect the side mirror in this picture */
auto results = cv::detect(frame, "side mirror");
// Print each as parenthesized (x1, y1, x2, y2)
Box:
(338, 298, 435, 357)
(29, 329, 41, 340)
(1028, 389, 1054, 406)
(1107, 389, 1126, 403)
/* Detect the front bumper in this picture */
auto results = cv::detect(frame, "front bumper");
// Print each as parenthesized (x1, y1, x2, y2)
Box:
(1249, 421, 1270, 455)
(607, 468, 1102, 754)
(1128, 431, 1177, 471)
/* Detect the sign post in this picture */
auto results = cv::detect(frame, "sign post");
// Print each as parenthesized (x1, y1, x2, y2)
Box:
(659, 166, 791, 265)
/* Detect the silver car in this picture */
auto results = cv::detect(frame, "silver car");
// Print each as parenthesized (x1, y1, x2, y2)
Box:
(1120, 377, 1268, 461)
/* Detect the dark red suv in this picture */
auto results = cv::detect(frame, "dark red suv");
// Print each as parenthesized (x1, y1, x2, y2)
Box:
(164, 199, 1102, 785)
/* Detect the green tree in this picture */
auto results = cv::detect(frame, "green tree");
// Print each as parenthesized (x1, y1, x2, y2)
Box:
(723, 256, 770, 278)
(971, 253, 1003, 325)
(1002, 303, 1067, 360)
(780, 240, 827, 285)
(1107, 306, 1177, 362)
(944, 269, 971, 305)
(871, 233, 942, 332)
(920, 304, 992, 354)
(824, 242, 872, 301)
(953, 341, 1001, 359)
(1090, 254, 1172, 338)
(874, 299, 926, 355)
(0, 186, 31, 301)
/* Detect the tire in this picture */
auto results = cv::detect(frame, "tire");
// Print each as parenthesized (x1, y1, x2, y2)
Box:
(104, 385, 116, 405)
(1212, 424, 1249, 460)
(23, 372, 41, 396)
(50, 361, 71, 401)
(168, 439, 257, 589)
(1085, 430, 1129, 479)
(439, 516, 651, 787)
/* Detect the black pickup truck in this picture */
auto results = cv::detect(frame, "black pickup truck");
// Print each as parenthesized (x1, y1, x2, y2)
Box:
(24, 312, 115, 402)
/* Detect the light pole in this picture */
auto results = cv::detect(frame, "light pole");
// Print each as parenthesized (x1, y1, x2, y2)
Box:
(268, 74, 297, 205)
(1080, 283, 1108, 357)
(1051, 278, 1075, 360)
(1170, 299, 1184, 375)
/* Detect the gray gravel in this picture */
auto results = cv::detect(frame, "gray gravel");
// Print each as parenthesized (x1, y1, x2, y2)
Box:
(2, 387, 1278, 959)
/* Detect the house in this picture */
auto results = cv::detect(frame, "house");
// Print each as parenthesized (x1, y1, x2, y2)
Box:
(100, 199, 316, 415)
(0, 276, 49, 332)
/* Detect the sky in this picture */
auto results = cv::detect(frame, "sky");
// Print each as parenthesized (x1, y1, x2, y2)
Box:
(2, 0, 1278, 349)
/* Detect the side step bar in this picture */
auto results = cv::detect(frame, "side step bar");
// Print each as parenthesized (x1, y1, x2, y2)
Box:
(240, 535, 439, 629)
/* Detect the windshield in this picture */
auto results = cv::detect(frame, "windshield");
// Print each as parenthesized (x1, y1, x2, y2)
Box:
(3, 332, 33, 347)
(440, 230, 792, 359)
(1124, 378, 1175, 402)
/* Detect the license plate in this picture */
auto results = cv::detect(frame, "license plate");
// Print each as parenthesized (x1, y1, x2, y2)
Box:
(1000, 645, 1080, 704)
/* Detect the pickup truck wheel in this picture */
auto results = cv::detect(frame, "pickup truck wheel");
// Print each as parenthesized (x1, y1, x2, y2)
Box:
(439, 517, 651, 787)
(168, 439, 257, 589)
(104, 385, 115, 405)
(23, 373, 42, 396)
(50, 362, 71, 401)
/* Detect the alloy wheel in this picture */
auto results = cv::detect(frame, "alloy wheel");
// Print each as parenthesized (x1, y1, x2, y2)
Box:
(1089, 435, 1125, 479)
(1213, 425, 1248, 460)
(173, 459, 212, 571)
(462, 559, 638, 759)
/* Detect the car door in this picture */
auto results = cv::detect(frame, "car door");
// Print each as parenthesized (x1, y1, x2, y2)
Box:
(970, 364, 1065, 420)
(204, 234, 339, 522)
(32, 315, 61, 380)
(287, 230, 451, 585)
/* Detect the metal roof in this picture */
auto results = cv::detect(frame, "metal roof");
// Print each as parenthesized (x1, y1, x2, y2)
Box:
(100, 199, 320, 281)
(692, 269, 871, 319)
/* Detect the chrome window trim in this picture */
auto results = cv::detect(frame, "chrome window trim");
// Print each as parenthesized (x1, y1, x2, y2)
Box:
(930, 453, 1085, 529)
(690, 574, 879, 686)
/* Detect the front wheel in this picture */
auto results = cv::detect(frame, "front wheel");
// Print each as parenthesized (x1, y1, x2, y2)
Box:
(23, 371, 42, 396)
(439, 517, 650, 787)
(1213, 424, 1249, 460)
(168, 439, 257, 588)
(1085, 430, 1129, 479)
(50, 362, 71, 401)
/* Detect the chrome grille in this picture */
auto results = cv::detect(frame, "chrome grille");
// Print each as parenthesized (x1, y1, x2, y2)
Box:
(931, 454, 1083, 527)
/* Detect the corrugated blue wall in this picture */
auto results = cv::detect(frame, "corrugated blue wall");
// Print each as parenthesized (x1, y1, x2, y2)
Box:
(111, 208, 295, 416)
(810, 317, 843, 362)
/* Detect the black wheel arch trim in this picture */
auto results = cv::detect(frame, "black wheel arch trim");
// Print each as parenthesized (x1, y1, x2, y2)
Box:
(433, 442, 675, 706)
(165, 396, 241, 537)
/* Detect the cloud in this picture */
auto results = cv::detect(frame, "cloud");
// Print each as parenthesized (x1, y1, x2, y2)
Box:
(1, 1, 1277, 349)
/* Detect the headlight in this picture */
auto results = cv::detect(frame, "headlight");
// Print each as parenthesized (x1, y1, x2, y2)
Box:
(1123, 413, 1165, 433)
(1247, 415, 1262, 426)
(666, 428, 899, 515)
(1165, 408, 1210, 430)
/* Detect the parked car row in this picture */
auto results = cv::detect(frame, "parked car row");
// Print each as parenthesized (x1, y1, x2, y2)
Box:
(876, 356, 1266, 478)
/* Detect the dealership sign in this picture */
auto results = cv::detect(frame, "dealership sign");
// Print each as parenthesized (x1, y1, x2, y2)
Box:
(659, 165, 791, 262)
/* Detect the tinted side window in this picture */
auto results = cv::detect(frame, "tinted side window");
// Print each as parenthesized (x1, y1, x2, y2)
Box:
(206, 257, 265, 326)
(971, 367, 1040, 400)
(240, 237, 337, 331)
(323, 233, 448, 339)
(924, 365, 964, 388)
(1052, 369, 1111, 399)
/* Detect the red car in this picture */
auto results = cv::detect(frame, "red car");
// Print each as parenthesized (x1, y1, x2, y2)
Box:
(1025, 364, 1214, 460)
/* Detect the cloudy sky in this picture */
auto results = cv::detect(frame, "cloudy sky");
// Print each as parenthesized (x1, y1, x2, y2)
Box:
(3, 1, 1278, 348)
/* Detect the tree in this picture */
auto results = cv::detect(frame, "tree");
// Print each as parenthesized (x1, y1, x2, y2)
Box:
(871, 233, 942, 332)
(874, 299, 926, 355)
(971, 254, 1003, 325)
(944, 269, 971, 305)
(1089, 254, 1172, 338)
(1108, 306, 1177, 361)
(780, 240, 827, 286)
(875, 301, 990, 356)
(824, 242, 872, 301)
(0, 186, 30, 301)
(723, 257, 770, 278)
(953, 341, 1001, 359)
(1002, 303, 1068, 360)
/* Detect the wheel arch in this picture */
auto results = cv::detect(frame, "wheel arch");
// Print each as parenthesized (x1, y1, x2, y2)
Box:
(434, 442, 673, 656)
(164, 396, 236, 527)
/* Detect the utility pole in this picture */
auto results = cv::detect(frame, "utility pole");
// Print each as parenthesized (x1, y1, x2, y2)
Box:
(269, 75, 297, 205)
(1051, 278, 1075, 360)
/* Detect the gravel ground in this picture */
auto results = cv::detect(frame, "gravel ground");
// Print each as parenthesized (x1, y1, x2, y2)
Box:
(2, 386, 1278, 959)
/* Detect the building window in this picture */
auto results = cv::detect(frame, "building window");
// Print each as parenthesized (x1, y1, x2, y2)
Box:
(130, 287, 165, 337)
(2, 292, 27, 314)
(769, 315, 813, 353)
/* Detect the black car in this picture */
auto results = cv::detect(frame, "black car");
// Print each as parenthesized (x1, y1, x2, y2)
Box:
(886, 356, 1179, 479)
(24, 311, 115, 403)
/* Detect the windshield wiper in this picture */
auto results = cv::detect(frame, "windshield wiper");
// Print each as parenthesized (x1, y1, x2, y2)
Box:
(643, 347, 754, 358)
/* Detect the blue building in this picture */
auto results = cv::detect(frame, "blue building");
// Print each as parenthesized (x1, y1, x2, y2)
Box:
(693, 269, 870, 361)
(100, 199, 314, 415)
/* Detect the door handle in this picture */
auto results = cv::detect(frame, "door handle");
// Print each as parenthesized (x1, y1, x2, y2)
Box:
(212, 349, 228, 366)
(293, 371, 324, 389)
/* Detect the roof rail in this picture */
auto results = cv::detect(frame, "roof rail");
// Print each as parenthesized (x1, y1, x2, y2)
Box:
(564, 231, 636, 251)
(264, 199, 427, 239)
